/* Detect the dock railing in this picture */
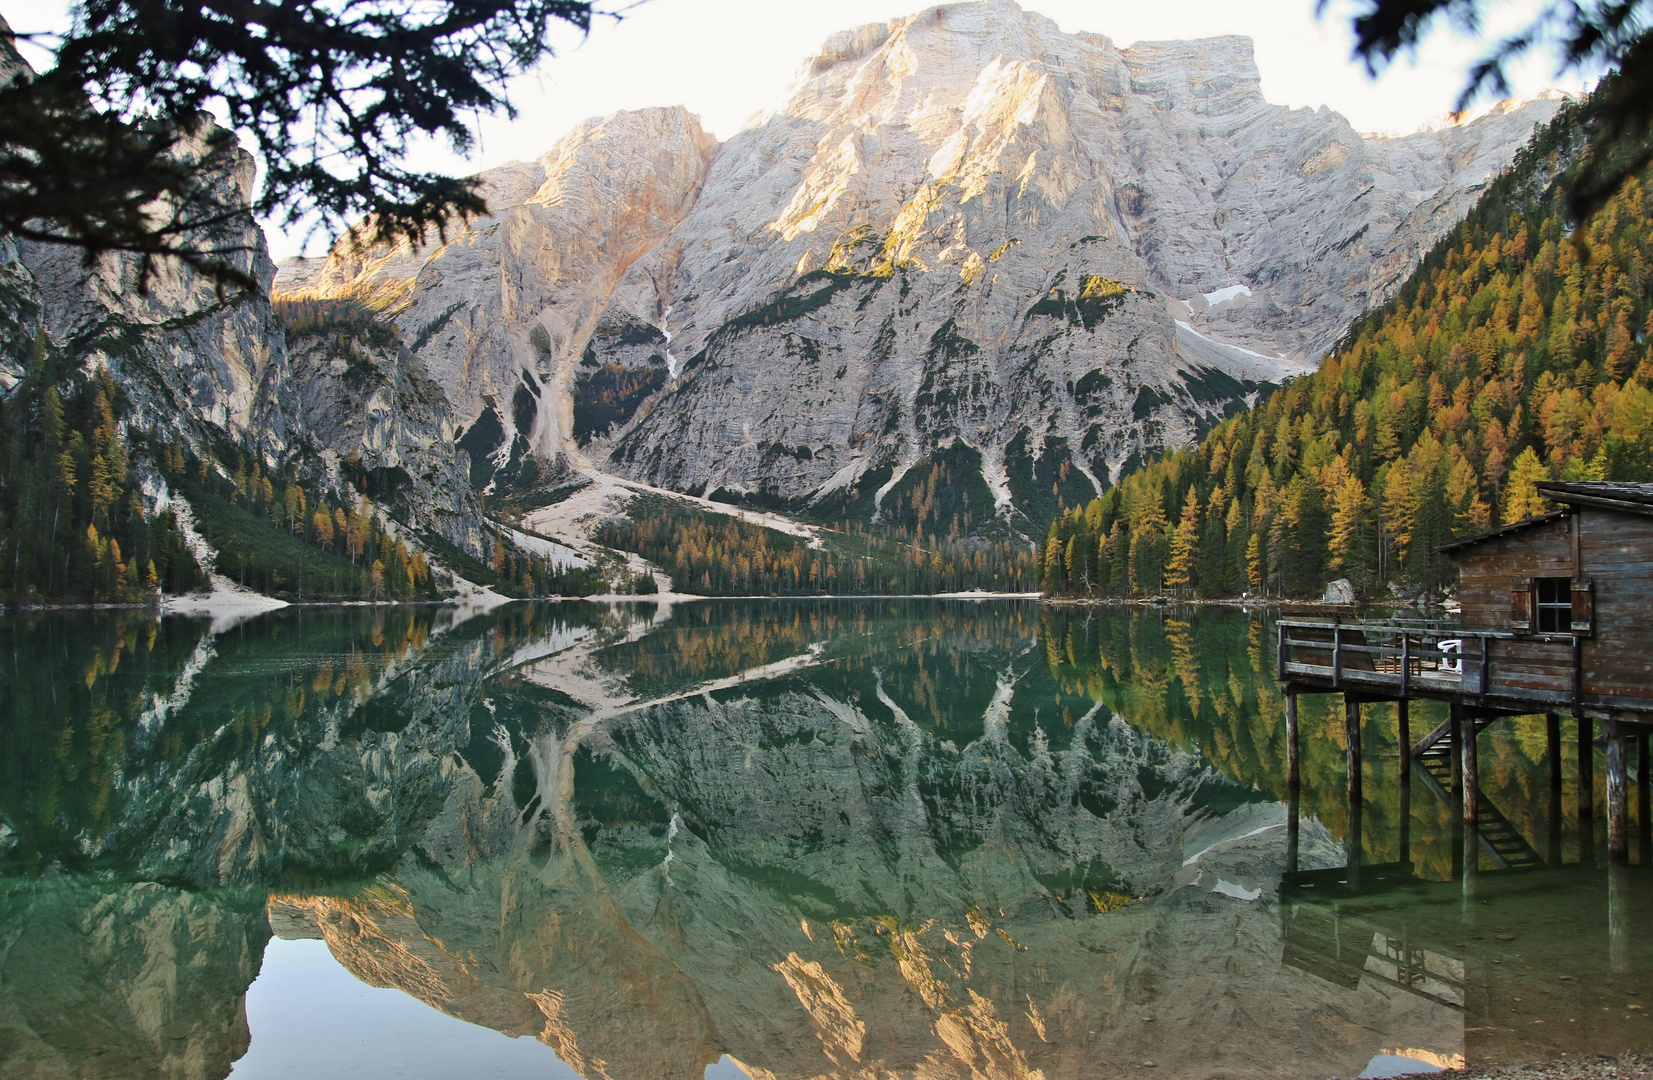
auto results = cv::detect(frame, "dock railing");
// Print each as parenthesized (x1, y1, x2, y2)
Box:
(1276, 618, 1505, 697)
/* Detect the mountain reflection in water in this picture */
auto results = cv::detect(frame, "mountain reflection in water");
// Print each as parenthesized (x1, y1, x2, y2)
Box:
(0, 601, 1648, 1080)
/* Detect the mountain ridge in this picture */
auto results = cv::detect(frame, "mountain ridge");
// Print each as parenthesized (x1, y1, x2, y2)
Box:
(0, 4, 1569, 603)
(282, 0, 1561, 530)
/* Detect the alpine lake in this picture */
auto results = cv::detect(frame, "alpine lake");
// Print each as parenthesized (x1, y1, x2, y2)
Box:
(2, 599, 1649, 1080)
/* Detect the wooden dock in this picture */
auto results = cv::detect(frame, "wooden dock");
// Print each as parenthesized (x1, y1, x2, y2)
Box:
(1277, 616, 1652, 864)
(1275, 481, 1653, 866)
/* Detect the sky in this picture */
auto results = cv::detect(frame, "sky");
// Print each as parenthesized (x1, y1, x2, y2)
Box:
(2, 0, 1599, 259)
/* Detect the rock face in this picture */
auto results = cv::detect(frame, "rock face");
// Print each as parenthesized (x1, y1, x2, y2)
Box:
(279, 107, 720, 492)
(290, 0, 1560, 519)
(253, 303, 484, 552)
(0, 14, 488, 573)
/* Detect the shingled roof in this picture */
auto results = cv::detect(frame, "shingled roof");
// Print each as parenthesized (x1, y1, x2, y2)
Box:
(1438, 481, 1653, 554)
(1536, 481, 1653, 515)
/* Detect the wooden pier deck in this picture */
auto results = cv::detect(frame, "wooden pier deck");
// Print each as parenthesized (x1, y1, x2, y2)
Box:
(1277, 616, 1653, 865)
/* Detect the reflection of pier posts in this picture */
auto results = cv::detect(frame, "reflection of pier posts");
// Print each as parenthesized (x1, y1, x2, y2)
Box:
(1606, 719, 1628, 865)
(1548, 713, 1565, 865)
(1345, 695, 1362, 805)
(1285, 691, 1300, 792)
(1609, 864, 1630, 973)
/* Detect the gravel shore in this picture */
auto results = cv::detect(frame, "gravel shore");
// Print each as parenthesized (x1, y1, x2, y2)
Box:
(1446, 1054, 1652, 1080)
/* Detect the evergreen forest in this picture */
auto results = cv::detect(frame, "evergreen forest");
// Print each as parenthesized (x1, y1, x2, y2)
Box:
(0, 337, 204, 603)
(599, 495, 1038, 596)
(1041, 98, 1653, 600)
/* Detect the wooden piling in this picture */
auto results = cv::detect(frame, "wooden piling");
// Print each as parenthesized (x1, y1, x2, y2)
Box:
(1449, 709, 1463, 803)
(1639, 731, 1650, 865)
(1345, 695, 1362, 805)
(1399, 780, 1412, 869)
(1460, 705, 1478, 829)
(1347, 796, 1364, 887)
(1397, 699, 1410, 784)
(1579, 716, 1595, 820)
(1606, 720, 1628, 864)
(1287, 786, 1300, 873)
(1548, 712, 1565, 865)
(1286, 692, 1300, 791)
(1547, 713, 1562, 793)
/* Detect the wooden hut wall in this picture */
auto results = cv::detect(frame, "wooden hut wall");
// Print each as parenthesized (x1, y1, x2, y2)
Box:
(1457, 516, 1575, 702)
(1456, 516, 1572, 632)
(1579, 509, 1653, 708)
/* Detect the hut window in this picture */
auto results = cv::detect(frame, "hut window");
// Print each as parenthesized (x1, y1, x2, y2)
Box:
(1534, 577, 1573, 633)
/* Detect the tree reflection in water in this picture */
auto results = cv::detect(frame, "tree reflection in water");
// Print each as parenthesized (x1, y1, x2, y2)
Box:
(0, 601, 1647, 1079)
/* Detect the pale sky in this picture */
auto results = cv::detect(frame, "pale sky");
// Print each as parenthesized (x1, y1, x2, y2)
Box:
(3, 0, 1598, 259)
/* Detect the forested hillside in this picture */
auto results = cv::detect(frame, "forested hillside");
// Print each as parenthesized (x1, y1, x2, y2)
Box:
(0, 337, 205, 603)
(1042, 96, 1653, 600)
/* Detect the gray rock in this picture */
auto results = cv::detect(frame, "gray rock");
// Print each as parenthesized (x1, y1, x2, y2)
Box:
(1322, 577, 1357, 605)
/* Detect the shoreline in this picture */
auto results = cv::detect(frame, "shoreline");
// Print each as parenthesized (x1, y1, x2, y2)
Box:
(0, 589, 1464, 617)
(1437, 1053, 1649, 1080)
(0, 593, 1442, 616)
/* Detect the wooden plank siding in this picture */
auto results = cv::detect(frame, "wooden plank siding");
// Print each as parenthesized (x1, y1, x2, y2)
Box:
(1484, 639, 1574, 703)
(1457, 516, 1575, 702)
(1580, 509, 1653, 703)
(1457, 516, 1572, 632)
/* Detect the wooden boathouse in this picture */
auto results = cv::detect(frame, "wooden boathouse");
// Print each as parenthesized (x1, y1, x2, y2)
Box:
(1276, 480, 1653, 863)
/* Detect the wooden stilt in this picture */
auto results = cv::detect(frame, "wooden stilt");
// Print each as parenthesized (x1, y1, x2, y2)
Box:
(1399, 780, 1412, 870)
(1579, 715, 1595, 820)
(1345, 695, 1362, 805)
(1346, 795, 1364, 889)
(1449, 708, 1463, 804)
(1397, 699, 1411, 784)
(1638, 732, 1651, 866)
(1547, 713, 1562, 793)
(1287, 785, 1300, 873)
(1607, 720, 1628, 864)
(1461, 706, 1479, 829)
(1286, 692, 1300, 790)
(1548, 712, 1565, 865)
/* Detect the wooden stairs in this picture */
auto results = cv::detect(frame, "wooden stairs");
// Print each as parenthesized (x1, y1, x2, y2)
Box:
(1410, 717, 1546, 871)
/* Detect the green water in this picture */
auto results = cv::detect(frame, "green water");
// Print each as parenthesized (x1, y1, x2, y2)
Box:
(1, 601, 1648, 1080)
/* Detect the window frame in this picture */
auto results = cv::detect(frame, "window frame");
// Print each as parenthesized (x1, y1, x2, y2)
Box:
(1533, 576, 1573, 634)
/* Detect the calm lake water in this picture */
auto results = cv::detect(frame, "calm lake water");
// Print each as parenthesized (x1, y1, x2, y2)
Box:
(1, 600, 1649, 1080)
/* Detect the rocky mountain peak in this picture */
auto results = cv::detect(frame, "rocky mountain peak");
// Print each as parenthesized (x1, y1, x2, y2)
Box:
(1117, 35, 1265, 116)
(287, 2, 1563, 526)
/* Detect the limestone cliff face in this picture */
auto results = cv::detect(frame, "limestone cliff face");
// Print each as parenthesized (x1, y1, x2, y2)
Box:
(0, 16, 488, 568)
(278, 107, 721, 490)
(290, 1, 1559, 514)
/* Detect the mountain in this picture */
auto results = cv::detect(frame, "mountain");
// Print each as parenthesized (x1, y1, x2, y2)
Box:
(1039, 95, 1653, 601)
(0, 15, 578, 606)
(285, 0, 1560, 526)
(0, 3, 1565, 604)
